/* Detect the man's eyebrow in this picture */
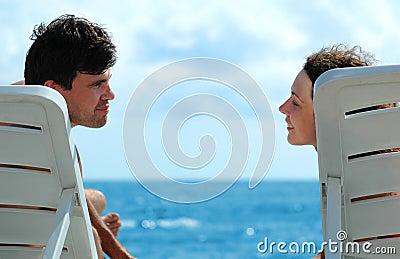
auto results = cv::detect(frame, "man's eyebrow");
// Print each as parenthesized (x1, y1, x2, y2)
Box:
(91, 74, 112, 85)
(91, 78, 108, 85)
(291, 91, 304, 103)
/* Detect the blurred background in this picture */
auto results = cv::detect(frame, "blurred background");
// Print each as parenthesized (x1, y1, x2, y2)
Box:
(3, 0, 400, 181)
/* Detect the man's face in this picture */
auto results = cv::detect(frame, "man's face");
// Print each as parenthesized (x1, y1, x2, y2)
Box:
(57, 68, 115, 128)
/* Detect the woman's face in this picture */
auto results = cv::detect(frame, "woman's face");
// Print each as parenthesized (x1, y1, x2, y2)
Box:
(279, 69, 317, 149)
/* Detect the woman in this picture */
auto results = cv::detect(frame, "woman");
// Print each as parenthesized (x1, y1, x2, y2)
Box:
(279, 44, 376, 258)
(279, 44, 375, 150)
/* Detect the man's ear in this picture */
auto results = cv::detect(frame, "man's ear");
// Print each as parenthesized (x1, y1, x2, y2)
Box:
(43, 80, 63, 91)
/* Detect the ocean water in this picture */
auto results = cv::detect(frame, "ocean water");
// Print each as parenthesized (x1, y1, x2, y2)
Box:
(85, 180, 323, 259)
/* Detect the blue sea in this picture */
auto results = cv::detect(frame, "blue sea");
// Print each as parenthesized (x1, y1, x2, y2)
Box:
(85, 180, 323, 259)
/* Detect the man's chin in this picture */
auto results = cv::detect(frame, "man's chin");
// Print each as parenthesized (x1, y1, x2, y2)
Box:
(92, 120, 107, 128)
(75, 119, 107, 128)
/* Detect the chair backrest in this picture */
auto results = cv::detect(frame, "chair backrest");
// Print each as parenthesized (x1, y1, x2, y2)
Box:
(0, 86, 97, 258)
(314, 65, 400, 258)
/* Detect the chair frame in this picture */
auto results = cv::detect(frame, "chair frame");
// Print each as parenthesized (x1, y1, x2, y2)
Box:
(314, 65, 400, 259)
(0, 86, 97, 259)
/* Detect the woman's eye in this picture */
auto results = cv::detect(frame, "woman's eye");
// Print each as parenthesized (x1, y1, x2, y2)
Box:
(292, 100, 298, 106)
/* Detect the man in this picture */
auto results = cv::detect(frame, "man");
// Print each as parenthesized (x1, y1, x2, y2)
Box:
(24, 14, 135, 259)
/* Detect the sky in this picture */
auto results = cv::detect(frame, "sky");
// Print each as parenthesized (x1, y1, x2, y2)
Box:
(1, 0, 400, 182)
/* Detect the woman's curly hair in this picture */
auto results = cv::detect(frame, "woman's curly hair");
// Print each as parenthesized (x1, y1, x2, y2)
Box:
(303, 44, 376, 93)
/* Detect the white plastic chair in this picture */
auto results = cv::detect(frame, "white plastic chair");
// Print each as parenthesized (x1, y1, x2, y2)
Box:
(0, 86, 98, 258)
(314, 65, 400, 258)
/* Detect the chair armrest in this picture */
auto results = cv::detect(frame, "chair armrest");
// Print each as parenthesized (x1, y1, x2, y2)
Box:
(325, 177, 341, 259)
(43, 188, 75, 259)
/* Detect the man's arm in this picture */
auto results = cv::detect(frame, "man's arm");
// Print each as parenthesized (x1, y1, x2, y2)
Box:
(75, 147, 135, 258)
(87, 197, 135, 259)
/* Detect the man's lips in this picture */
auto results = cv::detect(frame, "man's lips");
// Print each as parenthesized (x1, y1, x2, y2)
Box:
(96, 105, 109, 113)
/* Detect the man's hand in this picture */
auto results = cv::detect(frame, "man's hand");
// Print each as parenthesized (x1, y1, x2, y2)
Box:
(86, 198, 136, 259)
(103, 213, 122, 237)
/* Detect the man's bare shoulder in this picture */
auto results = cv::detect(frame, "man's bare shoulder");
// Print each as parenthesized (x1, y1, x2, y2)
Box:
(11, 80, 25, 85)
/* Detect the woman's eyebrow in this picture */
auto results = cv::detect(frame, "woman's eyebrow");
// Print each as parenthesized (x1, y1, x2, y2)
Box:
(291, 91, 304, 103)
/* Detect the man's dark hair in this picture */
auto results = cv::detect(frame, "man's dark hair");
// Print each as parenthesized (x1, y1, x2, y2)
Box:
(24, 14, 117, 90)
